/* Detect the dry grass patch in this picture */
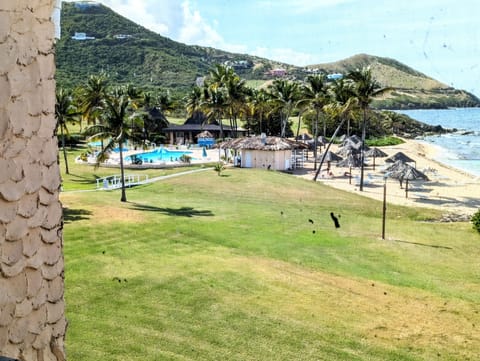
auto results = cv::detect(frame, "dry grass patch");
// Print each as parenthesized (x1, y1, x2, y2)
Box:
(224, 254, 480, 360)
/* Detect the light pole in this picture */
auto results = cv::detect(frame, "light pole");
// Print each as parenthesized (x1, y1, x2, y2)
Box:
(382, 173, 389, 240)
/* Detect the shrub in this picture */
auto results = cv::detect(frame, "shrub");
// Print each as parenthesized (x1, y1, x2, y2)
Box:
(471, 209, 480, 233)
(179, 154, 192, 164)
(214, 162, 225, 176)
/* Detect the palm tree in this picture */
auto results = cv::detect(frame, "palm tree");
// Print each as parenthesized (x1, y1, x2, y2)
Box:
(84, 87, 141, 202)
(185, 85, 202, 117)
(201, 85, 227, 139)
(268, 79, 299, 138)
(224, 74, 248, 137)
(55, 88, 80, 174)
(347, 67, 382, 191)
(79, 73, 109, 127)
(246, 89, 270, 135)
(330, 78, 357, 137)
(297, 74, 329, 170)
(313, 97, 358, 181)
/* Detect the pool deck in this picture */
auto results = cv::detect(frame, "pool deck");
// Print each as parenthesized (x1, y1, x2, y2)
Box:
(78, 146, 222, 168)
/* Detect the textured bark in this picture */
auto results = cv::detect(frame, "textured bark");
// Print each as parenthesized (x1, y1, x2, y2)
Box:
(0, 1, 66, 360)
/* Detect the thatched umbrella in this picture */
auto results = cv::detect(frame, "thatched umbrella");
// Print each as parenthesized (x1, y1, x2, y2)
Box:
(385, 151, 416, 167)
(196, 130, 214, 139)
(385, 160, 429, 197)
(319, 151, 343, 171)
(319, 151, 342, 162)
(341, 134, 361, 146)
(295, 133, 312, 141)
(317, 136, 329, 146)
(337, 154, 363, 168)
(365, 147, 388, 170)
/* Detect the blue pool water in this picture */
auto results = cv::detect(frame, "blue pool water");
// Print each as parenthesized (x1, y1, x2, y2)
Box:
(127, 148, 193, 163)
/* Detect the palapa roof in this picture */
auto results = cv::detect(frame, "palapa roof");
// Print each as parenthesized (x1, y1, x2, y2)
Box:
(318, 151, 343, 162)
(384, 160, 429, 181)
(385, 151, 416, 164)
(365, 147, 388, 158)
(219, 136, 307, 151)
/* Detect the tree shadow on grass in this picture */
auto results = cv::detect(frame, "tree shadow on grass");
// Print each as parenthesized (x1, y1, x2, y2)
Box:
(129, 203, 214, 218)
(63, 207, 93, 223)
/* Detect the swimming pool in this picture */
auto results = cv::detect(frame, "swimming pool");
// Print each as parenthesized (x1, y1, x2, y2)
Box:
(126, 148, 193, 164)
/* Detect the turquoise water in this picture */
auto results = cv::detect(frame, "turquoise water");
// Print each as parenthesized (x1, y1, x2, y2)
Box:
(126, 148, 193, 163)
(396, 108, 480, 176)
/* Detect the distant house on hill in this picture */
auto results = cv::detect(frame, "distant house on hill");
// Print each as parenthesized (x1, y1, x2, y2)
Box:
(269, 68, 287, 77)
(71, 32, 95, 40)
(327, 73, 343, 80)
(74, 1, 100, 9)
(162, 111, 246, 145)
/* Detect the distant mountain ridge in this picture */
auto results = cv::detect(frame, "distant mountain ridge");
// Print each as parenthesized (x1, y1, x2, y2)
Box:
(55, 2, 480, 109)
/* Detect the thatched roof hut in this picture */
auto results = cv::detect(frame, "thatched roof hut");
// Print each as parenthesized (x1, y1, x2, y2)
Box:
(220, 136, 307, 151)
(219, 136, 307, 170)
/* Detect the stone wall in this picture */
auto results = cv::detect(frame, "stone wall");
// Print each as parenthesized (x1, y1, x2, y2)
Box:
(0, 1, 66, 360)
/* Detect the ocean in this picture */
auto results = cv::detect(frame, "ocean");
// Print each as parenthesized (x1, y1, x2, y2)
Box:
(395, 108, 480, 176)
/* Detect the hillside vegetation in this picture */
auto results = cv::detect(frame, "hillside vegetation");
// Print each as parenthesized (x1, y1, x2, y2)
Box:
(309, 54, 480, 109)
(56, 2, 480, 109)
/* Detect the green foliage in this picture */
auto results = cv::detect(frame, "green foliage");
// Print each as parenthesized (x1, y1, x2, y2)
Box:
(471, 209, 480, 233)
(57, 3, 480, 110)
(367, 136, 404, 147)
(179, 154, 192, 164)
(214, 162, 225, 175)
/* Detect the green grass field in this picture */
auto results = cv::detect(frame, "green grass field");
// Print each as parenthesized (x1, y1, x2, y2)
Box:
(61, 151, 480, 360)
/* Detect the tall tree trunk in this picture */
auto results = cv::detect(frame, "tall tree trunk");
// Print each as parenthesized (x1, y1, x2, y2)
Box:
(313, 116, 347, 181)
(359, 107, 367, 192)
(313, 110, 319, 170)
(295, 112, 302, 141)
(60, 127, 69, 174)
(119, 143, 127, 202)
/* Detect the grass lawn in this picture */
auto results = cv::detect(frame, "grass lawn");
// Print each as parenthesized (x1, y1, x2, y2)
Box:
(61, 153, 480, 360)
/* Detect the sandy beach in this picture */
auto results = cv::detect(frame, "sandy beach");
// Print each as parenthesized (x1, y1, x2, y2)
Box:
(295, 139, 480, 217)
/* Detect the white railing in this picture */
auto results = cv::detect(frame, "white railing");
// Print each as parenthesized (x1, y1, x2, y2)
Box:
(96, 174, 149, 190)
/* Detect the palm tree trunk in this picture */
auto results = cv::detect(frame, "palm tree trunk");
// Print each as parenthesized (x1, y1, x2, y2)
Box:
(61, 127, 69, 174)
(119, 143, 127, 202)
(295, 112, 302, 141)
(313, 111, 319, 170)
(313, 116, 347, 181)
(359, 107, 367, 192)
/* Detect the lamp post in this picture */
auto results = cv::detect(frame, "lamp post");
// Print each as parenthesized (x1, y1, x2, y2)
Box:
(382, 173, 390, 240)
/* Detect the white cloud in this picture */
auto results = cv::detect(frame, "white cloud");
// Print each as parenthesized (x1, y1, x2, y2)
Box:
(251, 47, 318, 66)
(83, 0, 320, 65)
(97, 0, 172, 35)
(177, 1, 222, 46)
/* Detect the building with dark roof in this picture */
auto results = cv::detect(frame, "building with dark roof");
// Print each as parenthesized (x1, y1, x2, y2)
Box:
(163, 111, 246, 145)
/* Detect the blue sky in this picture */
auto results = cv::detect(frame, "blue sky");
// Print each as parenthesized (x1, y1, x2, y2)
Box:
(69, 0, 480, 96)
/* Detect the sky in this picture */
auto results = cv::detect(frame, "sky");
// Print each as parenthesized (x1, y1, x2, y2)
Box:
(68, 0, 480, 96)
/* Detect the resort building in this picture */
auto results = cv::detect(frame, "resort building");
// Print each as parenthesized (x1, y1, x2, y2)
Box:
(220, 135, 307, 171)
(163, 111, 246, 146)
(71, 32, 95, 40)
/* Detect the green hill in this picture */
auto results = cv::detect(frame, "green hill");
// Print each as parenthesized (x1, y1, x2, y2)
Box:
(308, 54, 480, 109)
(55, 2, 293, 94)
(56, 2, 480, 109)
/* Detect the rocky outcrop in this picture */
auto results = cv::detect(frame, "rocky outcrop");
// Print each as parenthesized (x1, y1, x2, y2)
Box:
(0, 1, 66, 360)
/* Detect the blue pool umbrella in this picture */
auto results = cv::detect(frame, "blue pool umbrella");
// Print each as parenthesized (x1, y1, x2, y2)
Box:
(202, 146, 207, 157)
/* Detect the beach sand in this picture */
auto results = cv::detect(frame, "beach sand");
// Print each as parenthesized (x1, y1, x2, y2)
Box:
(294, 139, 480, 217)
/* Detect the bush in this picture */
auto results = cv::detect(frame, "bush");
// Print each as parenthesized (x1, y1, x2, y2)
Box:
(214, 162, 225, 176)
(471, 209, 480, 233)
(179, 154, 192, 164)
